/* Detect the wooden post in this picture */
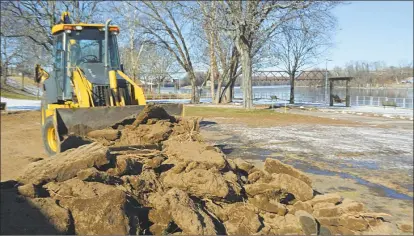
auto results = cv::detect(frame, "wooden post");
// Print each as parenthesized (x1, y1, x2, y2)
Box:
(346, 79, 350, 107)
(21, 73, 25, 91)
(329, 80, 334, 106)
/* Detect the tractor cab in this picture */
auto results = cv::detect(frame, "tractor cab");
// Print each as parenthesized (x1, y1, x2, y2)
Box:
(50, 21, 121, 102)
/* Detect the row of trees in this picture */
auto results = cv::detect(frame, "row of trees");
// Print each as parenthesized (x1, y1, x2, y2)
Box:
(1, 1, 338, 107)
(331, 61, 413, 86)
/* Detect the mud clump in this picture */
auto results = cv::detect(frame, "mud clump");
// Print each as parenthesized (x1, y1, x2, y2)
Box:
(3, 105, 408, 235)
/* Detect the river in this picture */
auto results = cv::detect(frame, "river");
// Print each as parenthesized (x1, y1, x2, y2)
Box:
(159, 85, 414, 108)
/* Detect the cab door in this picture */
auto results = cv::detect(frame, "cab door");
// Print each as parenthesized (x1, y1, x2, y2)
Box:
(53, 33, 66, 100)
(43, 34, 64, 104)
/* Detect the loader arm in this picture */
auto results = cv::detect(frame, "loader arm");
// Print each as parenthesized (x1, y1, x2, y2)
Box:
(117, 70, 146, 106)
(71, 67, 95, 107)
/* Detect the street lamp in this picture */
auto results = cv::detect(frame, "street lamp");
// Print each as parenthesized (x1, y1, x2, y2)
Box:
(325, 59, 332, 105)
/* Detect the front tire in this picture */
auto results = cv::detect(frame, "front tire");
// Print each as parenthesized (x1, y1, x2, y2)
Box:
(42, 116, 58, 156)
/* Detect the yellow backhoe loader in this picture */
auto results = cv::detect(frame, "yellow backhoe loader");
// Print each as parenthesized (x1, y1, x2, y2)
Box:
(36, 12, 183, 156)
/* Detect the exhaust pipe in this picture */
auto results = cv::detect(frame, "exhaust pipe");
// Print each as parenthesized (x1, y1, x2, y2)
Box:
(104, 19, 112, 68)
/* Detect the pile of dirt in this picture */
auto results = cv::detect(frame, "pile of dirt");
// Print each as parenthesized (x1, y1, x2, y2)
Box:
(1, 105, 411, 235)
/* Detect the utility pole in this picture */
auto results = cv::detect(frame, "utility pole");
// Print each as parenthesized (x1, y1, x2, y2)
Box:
(325, 59, 332, 105)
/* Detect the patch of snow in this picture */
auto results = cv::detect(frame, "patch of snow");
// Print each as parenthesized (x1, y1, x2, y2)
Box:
(0, 97, 41, 111)
(214, 122, 413, 170)
(319, 106, 413, 119)
(147, 98, 212, 104)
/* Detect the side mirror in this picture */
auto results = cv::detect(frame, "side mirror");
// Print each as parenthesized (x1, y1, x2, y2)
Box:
(120, 64, 124, 72)
(35, 64, 49, 84)
(35, 64, 41, 83)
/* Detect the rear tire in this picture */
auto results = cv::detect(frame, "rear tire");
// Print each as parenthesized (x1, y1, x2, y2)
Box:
(42, 116, 58, 156)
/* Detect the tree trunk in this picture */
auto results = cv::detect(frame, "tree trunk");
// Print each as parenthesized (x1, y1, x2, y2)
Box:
(214, 78, 223, 104)
(223, 78, 235, 103)
(189, 72, 199, 104)
(1, 67, 7, 87)
(209, 35, 216, 102)
(240, 49, 253, 109)
(289, 72, 295, 104)
(219, 75, 231, 103)
(1, 40, 8, 87)
(130, 28, 135, 81)
(219, 67, 238, 104)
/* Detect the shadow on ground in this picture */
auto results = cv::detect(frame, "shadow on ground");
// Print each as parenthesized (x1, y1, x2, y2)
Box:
(199, 120, 217, 127)
(214, 144, 234, 155)
(0, 180, 70, 235)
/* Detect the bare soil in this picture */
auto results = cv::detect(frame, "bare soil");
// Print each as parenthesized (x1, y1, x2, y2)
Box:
(0, 106, 412, 235)
(1, 111, 46, 181)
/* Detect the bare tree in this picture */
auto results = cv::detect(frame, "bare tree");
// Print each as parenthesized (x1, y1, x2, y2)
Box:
(215, 1, 324, 108)
(139, 44, 177, 94)
(331, 60, 413, 86)
(1, 1, 102, 55)
(199, 1, 220, 102)
(198, 2, 241, 104)
(112, 2, 142, 81)
(128, 1, 200, 103)
(210, 1, 341, 108)
(274, 14, 336, 104)
(1, 8, 21, 83)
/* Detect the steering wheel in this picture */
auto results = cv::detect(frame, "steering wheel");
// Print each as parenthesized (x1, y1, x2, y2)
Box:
(77, 55, 99, 64)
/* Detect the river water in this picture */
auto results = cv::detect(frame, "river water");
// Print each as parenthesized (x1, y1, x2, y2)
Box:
(159, 86, 414, 108)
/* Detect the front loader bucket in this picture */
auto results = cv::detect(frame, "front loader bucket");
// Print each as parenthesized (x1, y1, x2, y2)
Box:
(53, 104, 184, 153)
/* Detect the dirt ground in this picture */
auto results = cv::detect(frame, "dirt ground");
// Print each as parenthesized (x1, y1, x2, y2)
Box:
(1, 108, 413, 229)
(1, 111, 46, 181)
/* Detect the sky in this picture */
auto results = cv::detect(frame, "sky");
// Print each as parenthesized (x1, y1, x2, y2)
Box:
(323, 1, 414, 69)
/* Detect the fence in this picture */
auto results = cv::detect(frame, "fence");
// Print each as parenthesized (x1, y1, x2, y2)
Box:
(353, 96, 413, 109)
(3, 75, 42, 98)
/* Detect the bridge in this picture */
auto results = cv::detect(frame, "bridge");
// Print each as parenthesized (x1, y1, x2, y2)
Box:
(252, 70, 333, 82)
(135, 70, 336, 86)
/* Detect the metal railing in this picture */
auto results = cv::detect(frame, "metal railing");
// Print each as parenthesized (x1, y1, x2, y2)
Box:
(353, 96, 413, 109)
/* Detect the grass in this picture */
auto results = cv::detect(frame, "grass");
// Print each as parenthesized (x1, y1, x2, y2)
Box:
(184, 105, 356, 127)
(7, 75, 38, 87)
(0, 88, 40, 100)
(185, 106, 279, 118)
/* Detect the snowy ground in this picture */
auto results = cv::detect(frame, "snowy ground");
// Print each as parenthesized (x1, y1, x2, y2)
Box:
(318, 106, 413, 120)
(201, 114, 413, 201)
(213, 122, 413, 170)
(0, 97, 41, 111)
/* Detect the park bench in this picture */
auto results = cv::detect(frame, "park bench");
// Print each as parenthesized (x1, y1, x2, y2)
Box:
(270, 95, 278, 101)
(0, 102, 6, 111)
(332, 94, 344, 103)
(382, 100, 397, 109)
(270, 96, 279, 109)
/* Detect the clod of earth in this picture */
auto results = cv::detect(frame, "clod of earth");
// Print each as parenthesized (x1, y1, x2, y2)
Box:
(87, 129, 120, 141)
(1, 105, 410, 235)
(264, 158, 312, 186)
